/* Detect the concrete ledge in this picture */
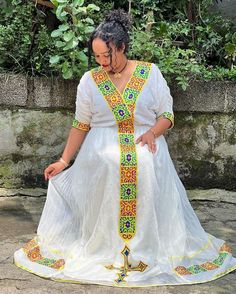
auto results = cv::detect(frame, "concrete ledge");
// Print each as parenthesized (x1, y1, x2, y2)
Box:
(0, 74, 78, 109)
(170, 80, 236, 113)
(0, 74, 28, 107)
(1, 74, 236, 113)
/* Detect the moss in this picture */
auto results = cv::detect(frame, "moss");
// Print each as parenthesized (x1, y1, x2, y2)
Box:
(175, 113, 211, 128)
(16, 123, 43, 149)
(0, 161, 12, 178)
(11, 153, 25, 163)
(228, 133, 236, 145)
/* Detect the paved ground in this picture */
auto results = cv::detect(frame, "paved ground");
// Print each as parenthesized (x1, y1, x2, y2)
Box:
(0, 188, 235, 294)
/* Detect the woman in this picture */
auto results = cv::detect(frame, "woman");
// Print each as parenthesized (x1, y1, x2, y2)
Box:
(14, 9, 236, 287)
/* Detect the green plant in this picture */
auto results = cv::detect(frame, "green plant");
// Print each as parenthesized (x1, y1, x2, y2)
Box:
(0, 1, 34, 72)
(225, 32, 236, 70)
(130, 28, 201, 90)
(0, 0, 235, 86)
(0, 0, 58, 76)
(49, 0, 100, 79)
(128, 0, 236, 87)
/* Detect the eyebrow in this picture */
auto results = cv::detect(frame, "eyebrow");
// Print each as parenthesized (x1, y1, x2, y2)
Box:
(94, 51, 110, 55)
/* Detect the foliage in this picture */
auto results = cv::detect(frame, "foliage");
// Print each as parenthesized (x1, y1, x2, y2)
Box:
(130, 26, 201, 90)
(48, 0, 100, 79)
(0, 0, 235, 88)
(224, 32, 236, 70)
(0, 0, 57, 76)
(127, 0, 236, 88)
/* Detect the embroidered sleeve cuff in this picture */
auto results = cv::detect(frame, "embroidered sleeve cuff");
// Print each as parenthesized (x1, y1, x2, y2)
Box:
(72, 119, 90, 132)
(158, 112, 174, 129)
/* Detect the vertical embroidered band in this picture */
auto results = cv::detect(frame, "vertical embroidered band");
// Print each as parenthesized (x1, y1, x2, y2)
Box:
(91, 62, 152, 242)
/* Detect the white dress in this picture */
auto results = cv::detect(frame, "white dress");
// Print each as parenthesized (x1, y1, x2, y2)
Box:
(14, 61, 236, 287)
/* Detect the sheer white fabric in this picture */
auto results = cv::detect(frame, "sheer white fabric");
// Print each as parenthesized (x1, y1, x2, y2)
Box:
(14, 64, 236, 287)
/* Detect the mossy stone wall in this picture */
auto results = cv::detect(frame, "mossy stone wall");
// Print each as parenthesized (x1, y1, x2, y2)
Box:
(0, 74, 235, 190)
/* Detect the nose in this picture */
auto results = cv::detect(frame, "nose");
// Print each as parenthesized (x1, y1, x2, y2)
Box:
(96, 56, 110, 66)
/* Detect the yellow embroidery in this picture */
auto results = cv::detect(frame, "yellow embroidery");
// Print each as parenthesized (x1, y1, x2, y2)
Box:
(23, 238, 65, 270)
(72, 119, 90, 131)
(174, 242, 232, 276)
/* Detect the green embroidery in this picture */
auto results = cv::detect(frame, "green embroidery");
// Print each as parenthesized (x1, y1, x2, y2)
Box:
(119, 133, 135, 145)
(119, 216, 136, 234)
(160, 112, 174, 126)
(123, 88, 140, 105)
(121, 151, 137, 167)
(121, 184, 137, 200)
(112, 104, 131, 122)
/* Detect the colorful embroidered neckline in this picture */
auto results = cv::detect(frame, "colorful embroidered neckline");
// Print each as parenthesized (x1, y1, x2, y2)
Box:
(102, 61, 137, 97)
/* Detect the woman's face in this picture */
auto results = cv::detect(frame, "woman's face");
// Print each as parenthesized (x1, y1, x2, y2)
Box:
(92, 38, 125, 72)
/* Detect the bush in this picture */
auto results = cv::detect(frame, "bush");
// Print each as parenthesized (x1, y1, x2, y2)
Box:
(0, 0, 235, 88)
(0, 0, 57, 76)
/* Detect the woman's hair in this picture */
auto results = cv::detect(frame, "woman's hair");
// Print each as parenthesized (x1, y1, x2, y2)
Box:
(88, 9, 132, 69)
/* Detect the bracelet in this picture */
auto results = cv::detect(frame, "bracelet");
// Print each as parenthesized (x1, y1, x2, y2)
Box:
(149, 128, 157, 138)
(59, 157, 69, 168)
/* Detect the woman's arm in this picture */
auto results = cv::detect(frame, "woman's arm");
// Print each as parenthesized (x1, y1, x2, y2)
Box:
(44, 127, 88, 180)
(136, 118, 172, 153)
(61, 127, 88, 164)
(150, 117, 172, 138)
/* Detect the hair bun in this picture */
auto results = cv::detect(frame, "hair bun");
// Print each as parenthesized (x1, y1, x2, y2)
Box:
(105, 9, 132, 32)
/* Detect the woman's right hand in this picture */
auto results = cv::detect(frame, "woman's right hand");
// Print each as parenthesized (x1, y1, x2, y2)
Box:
(44, 161, 66, 181)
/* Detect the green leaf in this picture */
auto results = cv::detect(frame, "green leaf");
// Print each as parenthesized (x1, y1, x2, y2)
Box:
(77, 7, 87, 13)
(73, 0, 84, 6)
(62, 62, 73, 79)
(63, 31, 75, 42)
(85, 17, 94, 25)
(232, 32, 236, 45)
(62, 61, 69, 73)
(55, 41, 66, 48)
(225, 43, 236, 54)
(58, 24, 70, 31)
(57, 0, 67, 3)
(50, 55, 60, 64)
(63, 68, 73, 79)
(51, 0, 59, 7)
(77, 51, 87, 62)
(87, 4, 100, 11)
(51, 29, 63, 37)
(63, 39, 78, 50)
(84, 26, 94, 34)
(56, 5, 68, 21)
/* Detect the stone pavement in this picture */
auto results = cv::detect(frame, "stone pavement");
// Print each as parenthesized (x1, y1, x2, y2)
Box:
(0, 188, 235, 294)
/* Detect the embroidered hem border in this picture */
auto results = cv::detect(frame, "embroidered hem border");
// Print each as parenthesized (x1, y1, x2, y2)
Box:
(22, 238, 65, 270)
(174, 243, 232, 276)
(14, 253, 236, 287)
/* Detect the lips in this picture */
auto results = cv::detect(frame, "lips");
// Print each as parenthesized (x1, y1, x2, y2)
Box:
(102, 64, 110, 68)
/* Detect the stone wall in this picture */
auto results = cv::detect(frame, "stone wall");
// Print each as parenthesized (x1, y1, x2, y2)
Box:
(0, 74, 236, 190)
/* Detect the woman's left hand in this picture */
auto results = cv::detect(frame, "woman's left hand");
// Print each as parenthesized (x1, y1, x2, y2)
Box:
(136, 130, 157, 153)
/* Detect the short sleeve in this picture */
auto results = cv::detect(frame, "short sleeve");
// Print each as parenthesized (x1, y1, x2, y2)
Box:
(153, 64, 174, 128)
(72, 72, 92, 132)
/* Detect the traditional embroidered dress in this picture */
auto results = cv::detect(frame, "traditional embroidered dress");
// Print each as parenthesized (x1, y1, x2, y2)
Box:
(14, 61, 236, 287)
